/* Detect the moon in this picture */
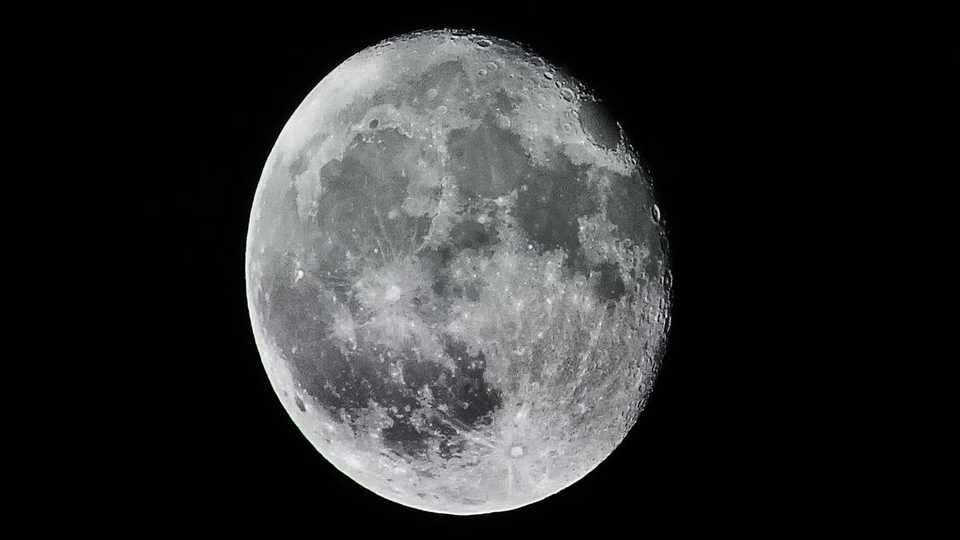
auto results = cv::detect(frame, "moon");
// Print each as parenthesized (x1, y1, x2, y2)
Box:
(246, 30, 672, 514)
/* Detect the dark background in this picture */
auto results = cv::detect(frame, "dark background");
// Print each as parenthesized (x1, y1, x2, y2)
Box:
(124, 2, 829, 532)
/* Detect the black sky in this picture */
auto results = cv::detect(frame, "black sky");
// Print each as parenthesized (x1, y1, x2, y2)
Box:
(119, 2, 837, 533)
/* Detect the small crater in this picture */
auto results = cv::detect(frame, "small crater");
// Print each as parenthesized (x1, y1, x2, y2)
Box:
(369, 119, 379, 129)
(294, 395, 305, 412)
(510, 445, 525, 458)
(476, 39, 492, 48)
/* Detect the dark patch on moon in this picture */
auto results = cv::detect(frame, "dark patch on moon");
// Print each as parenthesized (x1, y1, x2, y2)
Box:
(604, 173, 663, 285)
(388, 338, 502, 459)
(412, 60, 467, 104)
(381, 412, 430, 457)
(290, 339, 370, 419)
(514, 155, 597, 275)
(417, 246, 454, 297)
(443, 339, 501, 427)
(448, 220, 498, 251)
(294, 395, 305, 412)
(288, 131, 330, 178)
(258, 255, 326, 351)
(594, 261, 626, 302)
(446, 118, 527, 200)
(289, 152, 308, 178)
(380, 340, 502, 459)
(309, 130, 436, 276)
(442, 113, 607, 279)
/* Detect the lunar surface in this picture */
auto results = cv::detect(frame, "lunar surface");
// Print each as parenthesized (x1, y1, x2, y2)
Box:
(246, 30, 672, 514)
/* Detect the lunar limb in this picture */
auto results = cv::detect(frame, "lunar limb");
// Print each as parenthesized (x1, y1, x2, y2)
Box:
(246, 30, 672, 514)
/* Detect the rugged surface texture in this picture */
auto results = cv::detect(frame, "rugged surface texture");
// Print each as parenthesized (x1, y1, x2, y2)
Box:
(246, 30, 672, 514)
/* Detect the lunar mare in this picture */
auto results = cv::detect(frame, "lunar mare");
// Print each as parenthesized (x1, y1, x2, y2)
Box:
(246, 30, 672, 514)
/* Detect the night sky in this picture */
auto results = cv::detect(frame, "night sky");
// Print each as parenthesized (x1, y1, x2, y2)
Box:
(121, 1, 835, 532)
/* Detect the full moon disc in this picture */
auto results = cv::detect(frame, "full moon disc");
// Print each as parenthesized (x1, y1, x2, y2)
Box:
(246, 30, 672, 514)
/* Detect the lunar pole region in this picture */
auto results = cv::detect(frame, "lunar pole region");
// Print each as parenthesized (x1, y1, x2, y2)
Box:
(246, 30, 672, 514)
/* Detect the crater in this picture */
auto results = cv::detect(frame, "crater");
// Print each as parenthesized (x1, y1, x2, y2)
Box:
(578, 99, 620, 149)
